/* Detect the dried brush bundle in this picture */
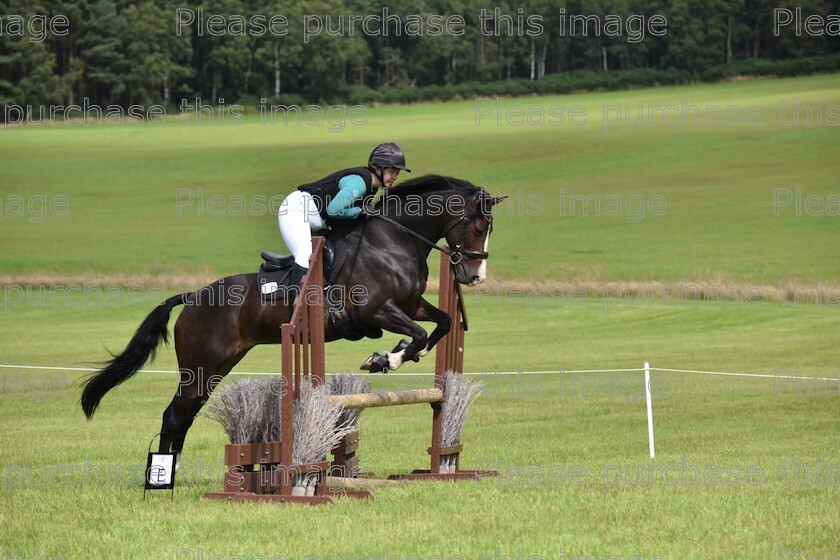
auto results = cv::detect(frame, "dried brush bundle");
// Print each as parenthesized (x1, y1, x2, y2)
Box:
(202, 378, 278, 444)
(260, 376, 284, 443)
(203, 376, 359, 494)
(292, 378, 357, 493)
(439, 372, 484, 473)
(328, 372, 370, 431)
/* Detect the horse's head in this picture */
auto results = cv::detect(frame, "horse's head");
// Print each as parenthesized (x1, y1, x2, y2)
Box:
(378, 175, 507, 286)
(443, 190, 507, 286)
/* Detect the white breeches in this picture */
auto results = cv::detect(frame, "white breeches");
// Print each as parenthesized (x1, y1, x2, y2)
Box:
(278, 190, 327, 267)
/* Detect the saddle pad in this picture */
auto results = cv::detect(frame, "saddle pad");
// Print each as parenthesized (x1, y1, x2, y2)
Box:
(257, 262, 293, 301)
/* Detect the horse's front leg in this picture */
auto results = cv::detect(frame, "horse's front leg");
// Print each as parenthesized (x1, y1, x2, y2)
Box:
(359, 300, 429, 373)
(375, 298, 453, 369)
(410, 297, 451, 358)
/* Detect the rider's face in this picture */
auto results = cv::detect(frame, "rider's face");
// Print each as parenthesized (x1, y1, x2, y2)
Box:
(375, 166, 400, 188)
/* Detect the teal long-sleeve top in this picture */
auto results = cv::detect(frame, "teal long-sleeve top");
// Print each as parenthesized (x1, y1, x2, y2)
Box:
(326, 174, 368, 219)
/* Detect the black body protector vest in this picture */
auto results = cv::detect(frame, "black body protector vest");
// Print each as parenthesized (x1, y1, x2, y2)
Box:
(297, 167, 374, 222)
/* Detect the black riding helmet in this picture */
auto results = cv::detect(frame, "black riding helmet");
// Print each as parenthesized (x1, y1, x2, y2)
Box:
(368, 143, 411, 173)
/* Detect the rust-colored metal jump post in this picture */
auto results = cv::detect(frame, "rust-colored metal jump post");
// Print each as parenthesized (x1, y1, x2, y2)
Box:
(205, 237, 342, 504)
(390, 249, 495, 481)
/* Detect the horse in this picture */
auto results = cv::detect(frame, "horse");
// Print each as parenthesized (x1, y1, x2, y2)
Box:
(80, 174, 505, 461)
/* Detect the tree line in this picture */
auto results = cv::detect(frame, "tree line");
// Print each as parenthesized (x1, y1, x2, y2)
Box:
(1, 0, 839, 109)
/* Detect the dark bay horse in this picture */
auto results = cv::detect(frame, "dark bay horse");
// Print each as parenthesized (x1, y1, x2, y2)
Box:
(81, 175, 505, 459)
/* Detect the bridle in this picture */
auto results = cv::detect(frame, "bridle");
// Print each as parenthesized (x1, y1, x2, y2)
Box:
(366, 197, 492, 266)
(440, 212, 492, 265)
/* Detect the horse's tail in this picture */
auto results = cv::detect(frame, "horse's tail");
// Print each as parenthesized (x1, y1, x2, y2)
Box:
(81, 293, 190, 419)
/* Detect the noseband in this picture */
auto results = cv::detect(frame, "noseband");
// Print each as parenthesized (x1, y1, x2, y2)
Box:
(443, 214, 490, 265)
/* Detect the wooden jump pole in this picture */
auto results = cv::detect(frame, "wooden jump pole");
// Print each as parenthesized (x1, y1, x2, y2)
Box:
(330, 388, 443, 410)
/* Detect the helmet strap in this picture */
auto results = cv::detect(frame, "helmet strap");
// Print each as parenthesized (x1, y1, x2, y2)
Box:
(368, 164, 385, 188)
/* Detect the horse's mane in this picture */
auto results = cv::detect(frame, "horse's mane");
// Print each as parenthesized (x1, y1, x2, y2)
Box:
(327, 175, 484, 242)
(387, 174, 484, 198)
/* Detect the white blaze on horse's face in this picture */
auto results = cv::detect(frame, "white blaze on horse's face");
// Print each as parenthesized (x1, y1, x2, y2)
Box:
(459, 217, 491, 287)
(477, 234, 489, 284)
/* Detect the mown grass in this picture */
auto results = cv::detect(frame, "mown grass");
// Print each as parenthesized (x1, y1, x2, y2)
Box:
(1, 75, 839, 284)
(1, 75, 839, 559)
(1, 293, 839, 559)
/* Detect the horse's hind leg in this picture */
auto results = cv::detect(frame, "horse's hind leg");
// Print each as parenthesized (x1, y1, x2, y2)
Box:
(158, 347, 250, 468)
(158, 363, 219, 461)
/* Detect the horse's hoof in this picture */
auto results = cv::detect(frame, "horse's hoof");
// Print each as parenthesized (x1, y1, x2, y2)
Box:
(361, 352, 389, 373)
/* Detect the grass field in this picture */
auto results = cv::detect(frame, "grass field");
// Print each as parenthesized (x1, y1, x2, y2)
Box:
(2, 75, 839, 283)
(1, 75, 839, 559)
(1, 293, 839, 560)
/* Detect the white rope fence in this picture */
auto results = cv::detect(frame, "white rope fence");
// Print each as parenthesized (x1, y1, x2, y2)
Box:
(3, 362, 837, 461)
(2, 363, 838, 381)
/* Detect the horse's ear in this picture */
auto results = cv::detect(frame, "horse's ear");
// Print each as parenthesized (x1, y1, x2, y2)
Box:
(480, 195, 508, 209)
(478, 194, 507, 216)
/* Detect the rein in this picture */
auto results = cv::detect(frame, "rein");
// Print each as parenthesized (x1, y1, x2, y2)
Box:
(367, 211, 489, 265)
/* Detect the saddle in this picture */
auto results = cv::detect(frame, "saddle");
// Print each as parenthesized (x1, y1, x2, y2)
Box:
(258, 236, 364, 340)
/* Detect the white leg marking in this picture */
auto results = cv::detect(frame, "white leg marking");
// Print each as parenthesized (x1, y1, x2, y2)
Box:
(388, 349, 406, 371)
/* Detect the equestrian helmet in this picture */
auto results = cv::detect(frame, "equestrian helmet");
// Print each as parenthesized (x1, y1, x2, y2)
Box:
(368, 143, 411, 172)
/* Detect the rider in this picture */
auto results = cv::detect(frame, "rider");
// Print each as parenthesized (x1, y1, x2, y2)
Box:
(278, 142, 410, 289)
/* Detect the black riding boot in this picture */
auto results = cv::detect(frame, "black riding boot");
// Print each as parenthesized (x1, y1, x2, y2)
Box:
(290, 263, 309, 290)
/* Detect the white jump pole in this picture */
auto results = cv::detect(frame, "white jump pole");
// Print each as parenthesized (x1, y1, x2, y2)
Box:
(644, 361, 655, 459)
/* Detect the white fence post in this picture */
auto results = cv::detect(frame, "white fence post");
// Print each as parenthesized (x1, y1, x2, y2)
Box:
(645, 361, 655, 459)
